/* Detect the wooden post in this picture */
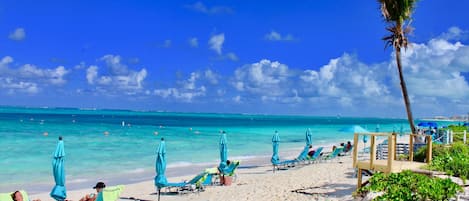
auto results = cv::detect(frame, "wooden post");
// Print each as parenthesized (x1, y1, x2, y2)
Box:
(427, 135, 432, 164)
(387, 134, 394, 172)
(370, 135, 376, 169)
(392, 133, 397, 160)
(353, 133, 359, 167)
(464, 130, 467, 144)
(409, 134, 414, 162)
(357, 168, 363, 189)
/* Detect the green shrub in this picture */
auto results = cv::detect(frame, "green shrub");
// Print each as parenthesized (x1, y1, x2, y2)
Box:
(428, 142, 469, 182)
(413, 143, 447, 162)
(358, 170, 462, 201)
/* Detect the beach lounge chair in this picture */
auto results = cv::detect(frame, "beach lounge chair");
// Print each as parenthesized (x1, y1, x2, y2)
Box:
(218, 160, 240, 185)
(306, 147, 324, 163)
(272, 146, 311, 171)
(162, 172, 209, 193)
(321, 147, 343, 162)
(96, 185, 124, 201)
(0, 190, 29, 201)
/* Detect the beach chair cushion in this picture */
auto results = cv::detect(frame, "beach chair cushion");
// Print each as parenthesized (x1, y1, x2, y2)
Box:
(0, 190, 29, 201)
(96, 185, 124, 201)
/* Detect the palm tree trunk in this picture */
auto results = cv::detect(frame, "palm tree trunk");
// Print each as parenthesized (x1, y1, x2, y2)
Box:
(395, 47, 416, 134)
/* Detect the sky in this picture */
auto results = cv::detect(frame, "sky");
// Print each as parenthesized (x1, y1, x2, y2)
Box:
(0, 0, 469, 118)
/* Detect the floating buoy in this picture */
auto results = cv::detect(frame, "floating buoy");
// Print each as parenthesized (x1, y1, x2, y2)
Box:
(154, 131, 159, 135)
(104, 131, 109, 136)
(43, 132, 49, 136)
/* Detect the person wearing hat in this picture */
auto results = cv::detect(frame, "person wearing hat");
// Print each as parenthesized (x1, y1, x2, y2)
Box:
(79, 182, 106, 201)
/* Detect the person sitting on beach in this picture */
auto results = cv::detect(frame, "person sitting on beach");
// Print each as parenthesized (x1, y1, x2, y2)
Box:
(332, 145, 337, 152)
(345, 141, 352, 152)
(79, 182, 106, 201)
(307, 145, 315, 157)
(11, 191, 41, 201)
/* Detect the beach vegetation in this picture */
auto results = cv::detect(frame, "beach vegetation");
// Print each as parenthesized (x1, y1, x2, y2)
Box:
(358, 170, 462, 200)
(378, 0, 418, 134)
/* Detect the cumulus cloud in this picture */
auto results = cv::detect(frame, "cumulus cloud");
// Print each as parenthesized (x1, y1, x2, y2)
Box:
(0, 56, 70, 94)
(264, 31, 296, 41)
(189, 37, 199, 47)
(85, 55, 148, 94)
(232, 59, 293, 97)
(438, 26, 468, 41)
(228, 27, 469, 116)
(209, 33, 224, 55)
(186, 2, 233, 14)
(8, 28, 26, 41)
(153, 69, 221, 102)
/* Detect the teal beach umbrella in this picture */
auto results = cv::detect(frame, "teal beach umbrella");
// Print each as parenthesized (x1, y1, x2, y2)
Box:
(339, 125, 369, 134)
(305, 128, 313, 146)
(375, 124, 380, 132)
(271, 131, 280, 164)
(154, 138, 167, 201)
(50, 136, 66, 201)
(218, 131, 228, 172)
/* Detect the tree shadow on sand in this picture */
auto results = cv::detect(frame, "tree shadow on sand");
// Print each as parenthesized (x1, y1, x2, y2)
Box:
(291, 183, 356, 198)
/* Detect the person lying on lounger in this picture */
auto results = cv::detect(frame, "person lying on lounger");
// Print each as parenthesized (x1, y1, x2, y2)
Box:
(79, 182, 106, 201)
(11, 191, 41, 201)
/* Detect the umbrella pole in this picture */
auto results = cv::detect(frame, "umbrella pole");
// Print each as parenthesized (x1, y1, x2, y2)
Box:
(158, 188, 161, 201)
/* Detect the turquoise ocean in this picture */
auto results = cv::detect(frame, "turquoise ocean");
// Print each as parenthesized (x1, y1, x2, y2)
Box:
(0, 106, 459, 193)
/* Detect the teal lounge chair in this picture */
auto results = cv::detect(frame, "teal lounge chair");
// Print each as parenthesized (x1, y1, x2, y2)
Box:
(96, 185, 124, 201)
(306, 147, 323, 163)
(217, 160, 240, 184)
(272, 146, 311, 171)
(321, 147, 344, 162)
(162, 172, 209, 193)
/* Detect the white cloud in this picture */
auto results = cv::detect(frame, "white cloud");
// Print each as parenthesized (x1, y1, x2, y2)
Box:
(189, 37, 198, 47)
(204, 69, 219, 84)
(439, 26, 468, 41)
(233, 59, 292, 97)
(86, 65, 98, 84)
(153, 70, 220, 102)
(186, 2, 233, 14)
(86, 55, 147, 94)
(209, 33, 225, 55)
(264, 31, 295, 41)
(225, 52, 238, 61)
(0, 56, 70, 94)
(8, 28, 25, 41)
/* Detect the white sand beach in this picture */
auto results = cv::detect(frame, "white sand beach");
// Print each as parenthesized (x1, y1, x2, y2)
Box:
(31, 154, 358, 201)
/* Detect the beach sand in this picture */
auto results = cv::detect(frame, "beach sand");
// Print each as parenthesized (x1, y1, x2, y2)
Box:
(31, 154, 358, 201)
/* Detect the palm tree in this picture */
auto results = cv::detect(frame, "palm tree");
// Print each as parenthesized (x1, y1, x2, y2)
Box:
(378, 0, 417, 134)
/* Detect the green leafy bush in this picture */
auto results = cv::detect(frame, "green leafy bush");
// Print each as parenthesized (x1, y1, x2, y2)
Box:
(358, 170, 462, 200)
(413, 143, 449, 162)
(428, 142, 469, 181)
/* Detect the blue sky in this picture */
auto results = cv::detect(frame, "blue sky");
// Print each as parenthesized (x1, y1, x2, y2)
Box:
(1, 1, 469, 118)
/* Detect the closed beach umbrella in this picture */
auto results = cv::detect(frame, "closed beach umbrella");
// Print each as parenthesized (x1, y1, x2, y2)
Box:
(271, 131, 280, 164)
(218, 131, 228, 171)
(399, 124, 404, 136)
(375, 124, 380, 132)
(50, 136, 66, 201)
(305, 128, 313, 146)
(154, 138, 167, 201)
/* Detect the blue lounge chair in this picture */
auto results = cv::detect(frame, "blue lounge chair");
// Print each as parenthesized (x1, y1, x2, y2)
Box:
(162, 172, 209, 193)
(272, 146, 310, 172)
(321, 147, 344, 162)
(218, 160, 240, 184)
(306, 147, 324, 163)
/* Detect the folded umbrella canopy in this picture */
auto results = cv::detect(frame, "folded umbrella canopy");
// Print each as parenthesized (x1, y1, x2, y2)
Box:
(305, 128, 313, 146)
(50, 136, 66, 201)
(271, 131, 280, 164)
(218, 131, 228, 173)
(154, 138, 167, 201)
